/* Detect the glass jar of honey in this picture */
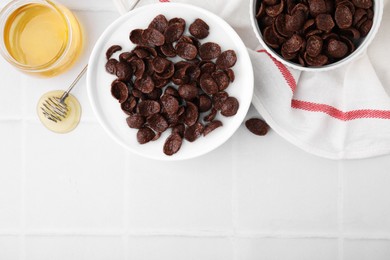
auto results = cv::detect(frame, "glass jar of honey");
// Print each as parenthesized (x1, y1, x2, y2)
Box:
(0, 0, 83, 77)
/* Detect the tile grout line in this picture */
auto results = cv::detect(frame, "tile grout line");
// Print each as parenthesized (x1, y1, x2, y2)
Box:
(337, 161, 344, 260)
(231, 135, 239, 260)
(19, 78, 27, 260)
(123, 150, 130, 260)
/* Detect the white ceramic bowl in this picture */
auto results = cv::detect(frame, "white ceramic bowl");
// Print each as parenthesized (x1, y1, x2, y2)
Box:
(87, 3, 254, 161)
(249, 0, 384, 72)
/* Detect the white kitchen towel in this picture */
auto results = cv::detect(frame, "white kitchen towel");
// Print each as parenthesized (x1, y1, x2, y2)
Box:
(113, 0, 390, 159)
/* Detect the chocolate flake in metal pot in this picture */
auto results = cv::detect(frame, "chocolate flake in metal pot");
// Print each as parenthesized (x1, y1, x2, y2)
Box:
(352, 0, 372, 9)
(212, 71, 230, 91)
(304, 52, 329, 66)
(203, 120, 223, 136)
(148, 14, 168, 33)
(245, 118, 269, 136)
(263, 26, 279, 49)
(163, 133, 183, 155)
(281, 48, 298, 60)
(265, 0, 285, 17)
(176, 42, 198, 60)
(355, 15, 368, 29)
(199, 42, 221, 60)
(308, 0, 327, 17)
(225, 69, 235, 83)
(198, 94, 212, 112)
(216, 50, 237, 70)
(184, 101, 199, 126)
(121, 96, 137, 115)
(161, 94, 179, 115)
(221, 97, 239, 117)
(105, 59, 118, 74)
(147, 113, 169, 133)
(303, 19, 316, 33)
(142, 28, 165, 46)
(152, 56, 170, 73)
(315, 14, 335, 32)
(111, 80, 129, 103)
(106, 45, 122, 60)
(340, 35, 355, 53)
(359, 19, 373, 37)
(184, 122, 204, 142)
(126, 114, 145, 129)
(115, 62, 133, 82)
(200, 73, 219, 95)
(327, 38, 348, 58)
(306, 35, 323, 57)
(137, 127, 155, 144)
(335, 4, 353, 29)
(256, 2, 266, 18)
(129, 29, 144, 45)
(164, 22, 185, 43)
(138, 100, 161, 117)
(134, 75, 155, 94)
(353, 8, 367, 26)
(275, 14, 293, 38)
(189, 18, 210, 39)
(263, 0, 280, 6)
(285, 10, 306, 32)
(203, 108, 217, 122)
(178, 83, 198, 100)
(282, 34, 304, 54)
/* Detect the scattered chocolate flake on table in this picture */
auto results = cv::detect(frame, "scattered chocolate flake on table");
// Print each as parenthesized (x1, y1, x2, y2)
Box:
(105, 14, 239, 156)
(245, 118, 270, 136)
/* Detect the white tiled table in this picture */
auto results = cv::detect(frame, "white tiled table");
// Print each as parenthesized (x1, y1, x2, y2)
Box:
(1, 1, 390, 259)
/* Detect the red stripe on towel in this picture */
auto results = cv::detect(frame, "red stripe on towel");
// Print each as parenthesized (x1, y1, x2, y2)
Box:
(257, 50, 390, 121)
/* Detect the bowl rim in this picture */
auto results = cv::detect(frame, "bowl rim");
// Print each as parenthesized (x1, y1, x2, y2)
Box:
(87, 2, 254, 161)
(249, 0, 384, 72)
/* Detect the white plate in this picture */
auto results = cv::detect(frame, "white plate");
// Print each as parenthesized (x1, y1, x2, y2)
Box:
(87, 3, 253, 160)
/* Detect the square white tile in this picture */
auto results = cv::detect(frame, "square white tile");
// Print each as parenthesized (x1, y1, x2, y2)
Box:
(344, 240, 390, 260)
(128, 236, 234, 260)
(24, 122, 125, 230)
(26, 236, 124, 260)
(233, 127, 339, 233)
(0, 236, 19, 260)
(21, 11, 119, 122)
(0, 58, 23, 119)
(343, 155, 390, 234)
(236, 238, 338, 260)
(0, 122, 21, 230)
(127, 140, 233, 231)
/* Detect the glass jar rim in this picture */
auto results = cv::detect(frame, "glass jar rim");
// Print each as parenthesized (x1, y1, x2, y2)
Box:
(0, 0, 74, 72)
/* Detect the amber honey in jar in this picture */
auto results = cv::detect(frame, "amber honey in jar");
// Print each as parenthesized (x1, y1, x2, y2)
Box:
(0, 0, 83, 77)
